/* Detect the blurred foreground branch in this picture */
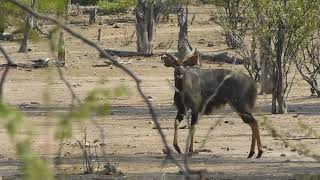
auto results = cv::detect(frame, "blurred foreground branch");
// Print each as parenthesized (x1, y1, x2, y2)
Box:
(0, 45, 14, 101)
(7, 0, 189, 176)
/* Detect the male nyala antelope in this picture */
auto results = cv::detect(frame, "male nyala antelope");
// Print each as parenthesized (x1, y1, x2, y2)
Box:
(161, 50, 263, 158)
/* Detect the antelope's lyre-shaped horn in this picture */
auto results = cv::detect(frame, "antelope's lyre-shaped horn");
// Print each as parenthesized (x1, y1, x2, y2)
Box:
(161, 52, 181, 67)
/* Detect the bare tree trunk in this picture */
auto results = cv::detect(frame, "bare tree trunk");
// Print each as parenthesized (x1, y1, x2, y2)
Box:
(271, 64, 277, 113)
(260, 52, 267, 93)
(57, 1, 68, 66)
(259, 36, 273, 94)
(89, 7, 97, 25)
(65, 0, 71, 21)
(315, 88, 320, 97)
(136, 0, 155, 53)
(19, 21, 32, 53)
(272, 17, 287, 114)
(147, 4, 155, 51)
(0, 16, 5, 35)
(311, 80, 320, 97)
(97, 28, 101, 42)
(19, 0, 35, 53)
(177, 7, 192, 59)
(57, 31, 65, 66)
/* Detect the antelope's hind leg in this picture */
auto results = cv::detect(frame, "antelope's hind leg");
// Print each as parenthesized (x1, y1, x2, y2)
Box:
(238, 112, 263, 158)
(251, 120, 263, 158)
(248, 123, 256, 158)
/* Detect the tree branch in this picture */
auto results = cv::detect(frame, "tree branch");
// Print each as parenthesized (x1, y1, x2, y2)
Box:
(0, 45, 14, 65)
(7, 0, 187, 175)
(0, 45, 15, 102)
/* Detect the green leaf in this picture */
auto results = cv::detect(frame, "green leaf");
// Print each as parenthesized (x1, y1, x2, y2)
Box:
(55, 86, 127, 140)
(0, 103, 23, 137)
(17, 140, 54, 180)
(98, 0, 136, 15)
(113, 86, 128, 97)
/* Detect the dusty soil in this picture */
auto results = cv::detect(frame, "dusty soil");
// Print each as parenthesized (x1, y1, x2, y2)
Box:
(0, 5, 319, 179)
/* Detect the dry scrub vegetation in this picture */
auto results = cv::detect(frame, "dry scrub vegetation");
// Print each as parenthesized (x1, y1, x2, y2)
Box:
(0, 0, 319, 179)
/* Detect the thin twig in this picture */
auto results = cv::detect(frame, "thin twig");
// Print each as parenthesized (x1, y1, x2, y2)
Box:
(94, 143, 100, 173)
(196, 117, 223, 151)
(56, 65, 81, 104)
(0, 45, 14, 65)
(0, 68, 9, 102)
(91, 118, 107, 156)
(285, 71, 297, 100)
(0, 45, 14, 101)
(7, 0, 186, 175)
(54, 140, 64, 170)
(262, 117, 320, 160)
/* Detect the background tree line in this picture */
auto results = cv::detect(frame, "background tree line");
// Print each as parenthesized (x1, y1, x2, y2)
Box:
(1, 0, 320, 178)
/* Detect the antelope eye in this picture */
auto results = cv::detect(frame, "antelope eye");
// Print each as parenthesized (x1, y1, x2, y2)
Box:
(175, 66, 185, 79)
(176, 74, 184, 79)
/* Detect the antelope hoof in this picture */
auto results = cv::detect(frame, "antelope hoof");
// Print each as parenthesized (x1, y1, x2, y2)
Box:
(247, 151, 255, 158)
(174, 145, 182, 154)
(256, 150, 263, 158)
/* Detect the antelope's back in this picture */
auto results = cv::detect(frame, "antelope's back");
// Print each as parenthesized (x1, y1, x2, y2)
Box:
(184, 67, 257, 112)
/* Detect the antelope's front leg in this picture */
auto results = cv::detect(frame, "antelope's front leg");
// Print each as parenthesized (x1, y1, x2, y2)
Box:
(173, 113, 184, 154)
(188, 111, 198, 155)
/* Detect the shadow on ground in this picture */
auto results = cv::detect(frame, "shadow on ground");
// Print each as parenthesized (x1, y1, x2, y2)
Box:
(1, 153, 320, 179)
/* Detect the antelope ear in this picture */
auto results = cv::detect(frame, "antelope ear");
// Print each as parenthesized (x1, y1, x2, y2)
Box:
(183, 49, 200, 67)
(161, 53, 180, 67)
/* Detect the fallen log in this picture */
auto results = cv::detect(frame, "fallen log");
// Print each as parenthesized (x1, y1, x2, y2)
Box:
(101, 49, 165, 57)
(274, 137, 318, 141)
(0, 63, 31, 71)
(200, 52, 244, 64)
(101, 49, 244, 64)
(0, 58, 59, 70)
(0, 64, 18, 68)
(0, 33, 15, 41)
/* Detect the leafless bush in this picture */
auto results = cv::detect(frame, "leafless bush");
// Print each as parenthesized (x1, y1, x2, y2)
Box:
(209, 0, 250, 47)
(3, 1, 320, 179)
(296, 34, 320, 97)
(74, 126, 100, 174)
(120, 28, 135, 46)
(210, 1, 260, 81)
(237, 34, 261, 81)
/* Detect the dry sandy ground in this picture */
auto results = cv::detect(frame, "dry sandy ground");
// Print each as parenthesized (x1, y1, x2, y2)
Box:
(0, 5, 319, 180)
